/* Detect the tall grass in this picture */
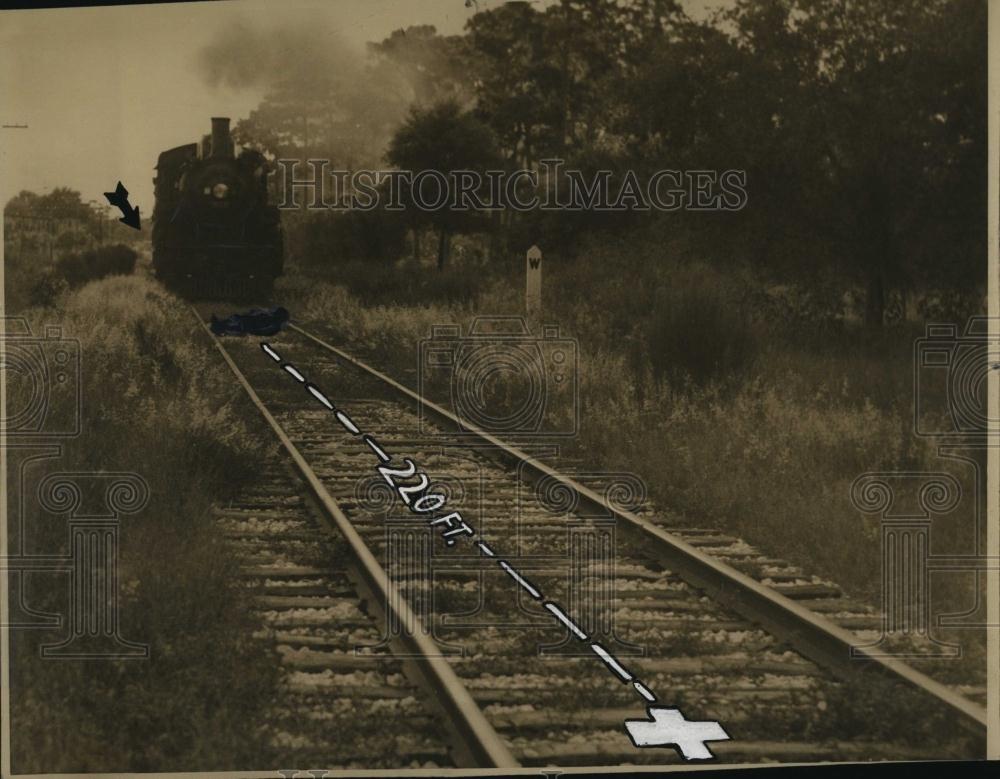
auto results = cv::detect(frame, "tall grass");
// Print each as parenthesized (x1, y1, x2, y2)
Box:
(645, 264, 759, 391)
(567, 349, 928, 582)
(9, 276, 280, 772)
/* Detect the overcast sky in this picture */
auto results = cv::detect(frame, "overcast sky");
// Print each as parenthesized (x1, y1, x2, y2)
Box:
(0, 0, 725, 216)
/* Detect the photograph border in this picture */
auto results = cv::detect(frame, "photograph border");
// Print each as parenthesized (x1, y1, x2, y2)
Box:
(1, 0, 998, 775)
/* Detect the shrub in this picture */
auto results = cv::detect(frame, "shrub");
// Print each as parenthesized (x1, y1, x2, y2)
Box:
(290, 257, 486, 307)
(55, 243, 137, 288)
(296, 208, 407, 266)
(29, 268, 70, 307)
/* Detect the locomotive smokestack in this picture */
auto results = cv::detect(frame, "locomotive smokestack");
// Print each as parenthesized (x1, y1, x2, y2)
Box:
(210, 117, 234, 159)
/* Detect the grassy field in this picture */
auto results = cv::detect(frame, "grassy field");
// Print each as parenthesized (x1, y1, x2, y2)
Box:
(7, 275, 281, 772)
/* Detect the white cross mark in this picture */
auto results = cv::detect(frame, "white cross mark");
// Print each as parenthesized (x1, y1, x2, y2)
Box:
(624, 706, 730, 760)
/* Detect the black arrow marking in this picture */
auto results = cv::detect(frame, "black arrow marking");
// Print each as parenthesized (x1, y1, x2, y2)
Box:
(103, 181, 141, 230)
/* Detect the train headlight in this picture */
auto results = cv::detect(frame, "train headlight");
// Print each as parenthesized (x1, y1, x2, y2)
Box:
(211, 183, 230, 199)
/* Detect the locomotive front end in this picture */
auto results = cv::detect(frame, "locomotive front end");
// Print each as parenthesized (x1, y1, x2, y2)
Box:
(152, 117, 283, 299)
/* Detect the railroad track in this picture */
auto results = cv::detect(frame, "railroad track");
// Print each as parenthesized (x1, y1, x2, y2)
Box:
(194, 309, 987, 769)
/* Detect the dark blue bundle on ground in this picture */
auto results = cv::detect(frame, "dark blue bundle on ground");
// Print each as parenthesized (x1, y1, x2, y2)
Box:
(210, 306, 290, 336)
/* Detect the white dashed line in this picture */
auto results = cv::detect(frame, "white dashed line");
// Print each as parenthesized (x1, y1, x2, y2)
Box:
(364, 435, 390, 462)
(476, 541, 496, 557)
(633, 681, 657, 702)
(544, 602, 587, 640)
(498, 560, 541, 599)
(283, 364, 305, 382)
(591, 643, 633, 682)
(307, 384, 334, 409)
(335, 411, 360, 434)
(261, 343, 282, 362)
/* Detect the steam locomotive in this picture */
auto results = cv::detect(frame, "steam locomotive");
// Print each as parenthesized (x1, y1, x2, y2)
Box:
(152, 117, 283, 298)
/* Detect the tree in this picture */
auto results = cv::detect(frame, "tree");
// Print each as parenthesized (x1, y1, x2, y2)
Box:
(5, 188, 100, 263)
(234, 69, 409, 168)
(387, 101, 501, 269)
(6, 188, 92, 222)
(465, 1, 685, 165)
(233, 25, 477, 170)
(715, 0, 986, 325)
(367, 25, 476, 109)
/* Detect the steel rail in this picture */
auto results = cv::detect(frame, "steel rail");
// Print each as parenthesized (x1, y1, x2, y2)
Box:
(290, 322, 988, 747)
(197, 314, 519, 769)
